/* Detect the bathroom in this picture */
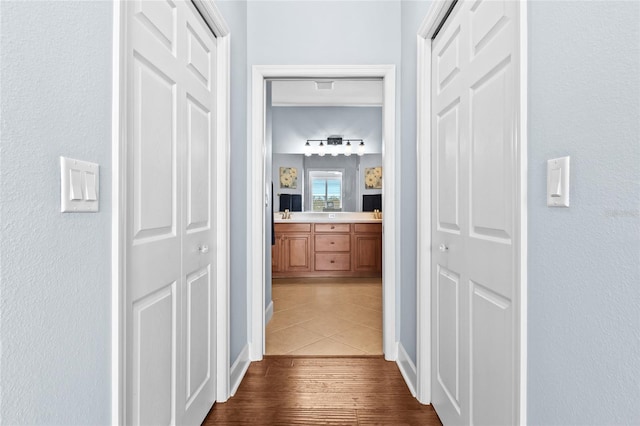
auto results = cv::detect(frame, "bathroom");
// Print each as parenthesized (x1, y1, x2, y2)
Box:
(265, 79, 384, 355)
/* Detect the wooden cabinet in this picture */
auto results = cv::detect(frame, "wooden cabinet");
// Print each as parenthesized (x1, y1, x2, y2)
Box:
(283, 234, 312, 272)
(271, 242, 282, 273)
(314, 223, 351, 272)
(353, 223, 382, 274)
(273, 223, 312, 275)
(273, 222, 381, 278)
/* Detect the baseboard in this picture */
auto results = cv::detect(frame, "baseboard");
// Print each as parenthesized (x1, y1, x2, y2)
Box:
(229, 344, 251, 397)
(396, 342, 417, 397)
(265, 300, 274, 325)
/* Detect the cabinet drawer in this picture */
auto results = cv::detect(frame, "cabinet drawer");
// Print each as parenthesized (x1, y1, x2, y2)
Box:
(314, 253, 351, 271)
(314, 223, 350, 233)
(315, 235, 350, 252)
(275, 223, 311, 233)
(354, 223, 382, 233)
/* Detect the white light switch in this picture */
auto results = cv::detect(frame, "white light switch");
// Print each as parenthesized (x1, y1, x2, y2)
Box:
(70, 169, 83, 200)
(60, 157, 99, 212)
(547, 156, 570, 207)
(84, 172, 97, 201)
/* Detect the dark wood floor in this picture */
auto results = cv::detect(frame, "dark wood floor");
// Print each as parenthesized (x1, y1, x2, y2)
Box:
(203, 356, 442, 425)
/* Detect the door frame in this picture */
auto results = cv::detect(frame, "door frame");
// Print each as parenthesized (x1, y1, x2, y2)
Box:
(249, 65, 398, 361)
(415, 1, 528, 422)
(111, 1, 231, 423)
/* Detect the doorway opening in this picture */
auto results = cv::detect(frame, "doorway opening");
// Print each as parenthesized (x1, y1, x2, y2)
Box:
(266, 78, 384, 355)
(247, 65, 398, 370)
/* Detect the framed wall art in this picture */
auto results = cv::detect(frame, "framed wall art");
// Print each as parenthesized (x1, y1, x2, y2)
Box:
(364, 166, 382, 189)
(279, 167, 298, 189)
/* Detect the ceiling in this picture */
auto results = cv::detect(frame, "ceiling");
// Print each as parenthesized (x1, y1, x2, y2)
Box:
(271, 80, 383, 107)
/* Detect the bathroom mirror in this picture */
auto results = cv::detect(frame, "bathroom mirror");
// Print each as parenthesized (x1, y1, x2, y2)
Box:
(267, 80, 383, 212)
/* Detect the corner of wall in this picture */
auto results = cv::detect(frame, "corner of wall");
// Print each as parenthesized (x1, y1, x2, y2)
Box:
(229, 344, 251, 397)
(396, 342, 418, 398)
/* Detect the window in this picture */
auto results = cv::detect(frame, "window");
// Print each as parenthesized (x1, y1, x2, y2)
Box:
(309, 171, 342, 212)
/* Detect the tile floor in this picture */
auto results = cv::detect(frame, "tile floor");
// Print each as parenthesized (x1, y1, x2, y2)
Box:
(266, 277, 383, 355)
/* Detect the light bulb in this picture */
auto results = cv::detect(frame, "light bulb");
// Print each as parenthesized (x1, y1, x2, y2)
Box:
(344, 141, 352, 156)
(357, 141, 365, 156)
(318, 141, 326, 157)
(304, 141, 312, 157)
(330, 144, 338, 156)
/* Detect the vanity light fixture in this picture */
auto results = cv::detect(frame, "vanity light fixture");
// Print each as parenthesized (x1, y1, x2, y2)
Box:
(304, 138, 365, 156)
(344, 141, 352, 156)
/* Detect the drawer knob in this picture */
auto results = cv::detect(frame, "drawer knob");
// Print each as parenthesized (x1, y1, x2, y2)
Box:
(330, 241, 335, 244)
(331, 226, 335, 229)
(330, 260, 335, 263)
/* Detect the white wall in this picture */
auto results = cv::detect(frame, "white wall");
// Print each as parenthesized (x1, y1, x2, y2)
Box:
(527, 1, 640, 424)
(0, 1, 113, 424)
(272, 106, 383, 154)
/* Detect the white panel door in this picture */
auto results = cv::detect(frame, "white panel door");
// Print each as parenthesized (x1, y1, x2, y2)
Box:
(431, 1, 519, 425)
(125, 1, 217, 425)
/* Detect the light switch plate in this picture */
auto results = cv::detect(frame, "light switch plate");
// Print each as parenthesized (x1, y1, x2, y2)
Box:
(547, 156, 570, 207)
(60, 156, 99, 212)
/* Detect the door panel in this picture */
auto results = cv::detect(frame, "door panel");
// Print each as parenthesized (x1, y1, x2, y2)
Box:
(471, 282, 512, 426)
(470, 0, 507, 56)
(431, 1, 519, 425)
(126, 1, 217, 425)
(436, 26, 461, 94)
(132, 283, 176, 426)
(436, 100, 461, 234)
(185, 96, 211, 231)
(186, 268, 211, 406)
(132, 56, 176, 240)
(435, 266, 460, 414)
(135, 0, 177, 53)
(469, 57, 512, 242)
(186, 24, 211, 88)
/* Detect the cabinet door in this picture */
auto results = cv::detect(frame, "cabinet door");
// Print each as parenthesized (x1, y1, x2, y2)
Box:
(353, 234, 382, 273)
(283, 234, 312, 272)
(272, 236, 283, 273)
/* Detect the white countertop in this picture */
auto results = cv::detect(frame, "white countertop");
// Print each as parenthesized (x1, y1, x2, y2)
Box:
(274, 212, 382, 223)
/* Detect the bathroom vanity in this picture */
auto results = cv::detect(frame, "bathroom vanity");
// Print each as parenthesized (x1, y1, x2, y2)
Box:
(272, 212, 382, 278)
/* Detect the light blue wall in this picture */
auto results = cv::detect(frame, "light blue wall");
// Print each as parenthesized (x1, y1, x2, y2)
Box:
(0, 1, 112, 424)
(216, 0, 249, 366)
(247, 0, 409, 353)
(528, 2, 640, 424)
(271, 107, 383, 154)
(247, 1, 401, 66)
(399, 0, 433, 365)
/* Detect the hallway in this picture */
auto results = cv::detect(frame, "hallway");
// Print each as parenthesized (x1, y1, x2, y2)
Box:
(203, 357, 441, 425)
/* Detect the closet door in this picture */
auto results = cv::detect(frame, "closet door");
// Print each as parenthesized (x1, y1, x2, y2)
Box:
(431, 0, 519, 424)
(124, 1, 217, 424)
(179, 2, 217, 424)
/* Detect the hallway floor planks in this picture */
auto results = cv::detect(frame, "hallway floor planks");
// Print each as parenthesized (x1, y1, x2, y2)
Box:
(202, 356, 441, 425)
